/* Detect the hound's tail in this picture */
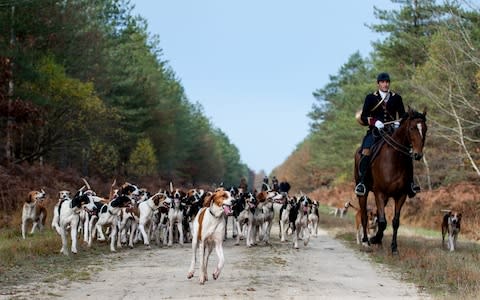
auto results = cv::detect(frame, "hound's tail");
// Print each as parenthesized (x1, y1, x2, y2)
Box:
(347, 201, 359, 211)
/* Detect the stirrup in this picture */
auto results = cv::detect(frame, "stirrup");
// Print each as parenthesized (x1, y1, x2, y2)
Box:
(411, 183, 421, 193)
(408, 183, 420, 198)
(355, 183, 366, 196)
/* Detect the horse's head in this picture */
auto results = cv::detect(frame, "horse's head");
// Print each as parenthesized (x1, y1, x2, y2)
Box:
(402, 107, 427, 160)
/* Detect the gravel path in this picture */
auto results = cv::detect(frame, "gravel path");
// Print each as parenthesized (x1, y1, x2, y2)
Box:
(9, 223, 429, 300)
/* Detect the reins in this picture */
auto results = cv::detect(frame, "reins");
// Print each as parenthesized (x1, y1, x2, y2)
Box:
(378, 124, 413, 158)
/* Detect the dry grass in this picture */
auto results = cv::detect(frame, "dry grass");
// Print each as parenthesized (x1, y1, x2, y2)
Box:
(319, 205, 480, 299)
(0, 227, 113, 291)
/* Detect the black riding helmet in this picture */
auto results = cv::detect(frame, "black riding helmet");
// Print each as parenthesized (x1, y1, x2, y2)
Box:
(377, 72, 390, 82)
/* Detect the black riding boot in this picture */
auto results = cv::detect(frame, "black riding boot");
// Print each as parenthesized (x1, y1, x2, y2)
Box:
(355, 155, 370, 196)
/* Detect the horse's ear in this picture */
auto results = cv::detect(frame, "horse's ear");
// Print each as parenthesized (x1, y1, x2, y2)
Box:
(407, 105, 414, 115)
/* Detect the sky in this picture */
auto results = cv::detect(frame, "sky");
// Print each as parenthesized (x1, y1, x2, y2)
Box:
(132, 0, 396, 175)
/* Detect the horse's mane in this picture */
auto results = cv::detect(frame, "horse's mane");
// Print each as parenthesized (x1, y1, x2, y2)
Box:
(401, 109, 426, 122)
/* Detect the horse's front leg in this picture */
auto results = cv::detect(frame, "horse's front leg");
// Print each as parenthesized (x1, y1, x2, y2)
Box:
(391, 195, 406, 255)
(357, 195, 370, 247)
(370, 193, 387, 246)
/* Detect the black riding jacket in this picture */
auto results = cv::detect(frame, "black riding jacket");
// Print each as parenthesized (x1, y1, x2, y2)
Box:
(360, 90, 405, 128)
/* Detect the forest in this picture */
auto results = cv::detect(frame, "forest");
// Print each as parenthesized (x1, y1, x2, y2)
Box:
(1, 0, 480, 219)
(0, 0, 251, 215)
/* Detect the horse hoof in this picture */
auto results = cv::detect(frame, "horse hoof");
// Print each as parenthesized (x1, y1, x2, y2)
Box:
(370, 236, 382, 245)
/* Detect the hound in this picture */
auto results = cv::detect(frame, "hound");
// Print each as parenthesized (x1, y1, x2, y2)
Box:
(138, 192, 171, 248)
(308, 199, 320, 237)
(442, 210, 462, 251)
(255, 190, 279, 244)
(51, 190, 72, 235)
(187, 189, 234, 284)
(279, 195, 295, 242)
(22, 189, 47, 239)
(329, 201, 350, 218)
(293, 195, 311, 249)
(183, 189, 203, 243)
(347, 202, 378, 244)
(167, 194, 185, 246)
(250, 199, 266, 246)
(235, 193, 256, 246)
(57, 190, 96, 255)
(89, 195, 134, 252)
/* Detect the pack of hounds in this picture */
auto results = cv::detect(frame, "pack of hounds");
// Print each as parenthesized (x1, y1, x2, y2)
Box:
(21, 180, 462, 284)
(21, 179, 321, 284)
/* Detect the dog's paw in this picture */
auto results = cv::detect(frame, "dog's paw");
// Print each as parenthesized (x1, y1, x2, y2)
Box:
(187, 272, 194, 279)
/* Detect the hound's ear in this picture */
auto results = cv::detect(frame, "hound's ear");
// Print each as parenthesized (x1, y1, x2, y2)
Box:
(28, 192, 33, 203)
(423, 107, 427, 116)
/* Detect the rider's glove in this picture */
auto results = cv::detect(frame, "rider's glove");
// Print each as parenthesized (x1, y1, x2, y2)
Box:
(393, 121, 400, 129)
(374, 120, 384, 129)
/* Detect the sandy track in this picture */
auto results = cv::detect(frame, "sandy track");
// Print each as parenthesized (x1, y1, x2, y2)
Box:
(8, 222, 430, 300)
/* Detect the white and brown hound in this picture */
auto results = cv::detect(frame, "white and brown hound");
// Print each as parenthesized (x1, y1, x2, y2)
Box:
(187, 189, 234, 284)
(442, 210, 462, 251)
(22, 189, 47, 239)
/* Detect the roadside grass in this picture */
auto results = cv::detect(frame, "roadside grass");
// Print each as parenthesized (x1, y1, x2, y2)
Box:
(0, 228, 111, 290)
(318, 205, 480, 300)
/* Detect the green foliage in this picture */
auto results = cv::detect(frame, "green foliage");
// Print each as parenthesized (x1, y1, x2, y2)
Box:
(89, 140, 120, 177)
(0, 0, 248, 184)
(127, 138, 158, 178)
(306, 52, 373, 185)
(15, 55, 108, 164)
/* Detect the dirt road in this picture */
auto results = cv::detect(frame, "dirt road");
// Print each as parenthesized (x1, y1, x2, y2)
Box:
(8, 223, 429, 300)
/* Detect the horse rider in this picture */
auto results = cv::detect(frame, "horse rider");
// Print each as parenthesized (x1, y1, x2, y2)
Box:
(239, 177, 248, 193)
(272, 176, 279, 192)
(262, 175, 269, 191)
(354, 72, 420, 198)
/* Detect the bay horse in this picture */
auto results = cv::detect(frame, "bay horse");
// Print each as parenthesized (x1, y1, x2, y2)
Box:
(354, 107, 427, 255)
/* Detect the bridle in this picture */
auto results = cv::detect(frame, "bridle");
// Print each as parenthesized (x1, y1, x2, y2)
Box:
(379, 117, 424, 158)
(379, 127, 413, 158)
